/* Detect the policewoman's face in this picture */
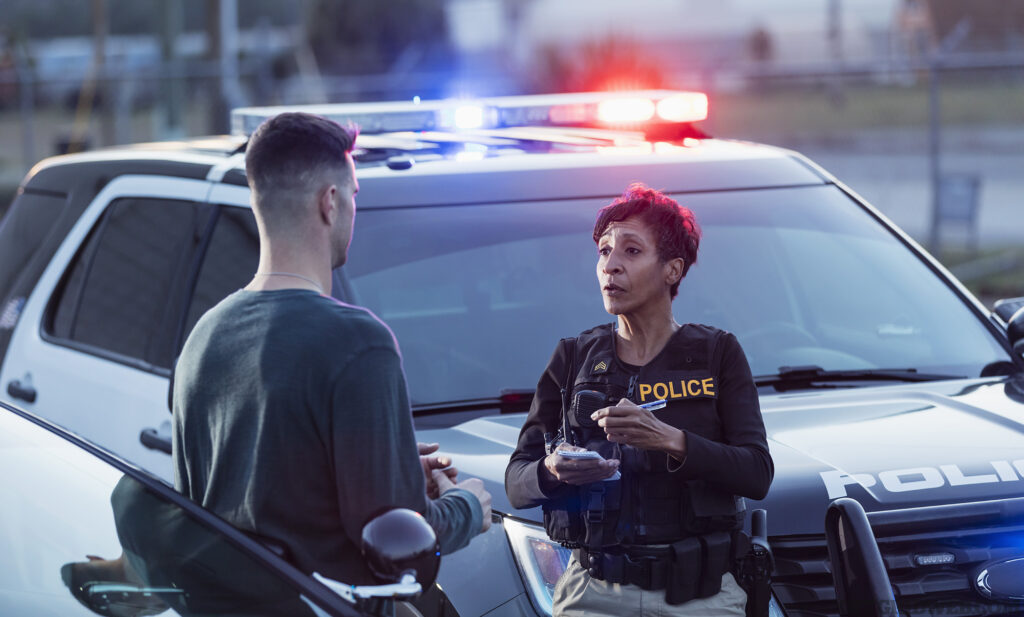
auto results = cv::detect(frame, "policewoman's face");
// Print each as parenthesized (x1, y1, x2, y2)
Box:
(596, 217, 677, 315)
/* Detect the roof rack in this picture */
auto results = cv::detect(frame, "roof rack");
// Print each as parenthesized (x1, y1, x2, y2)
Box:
(231, 90, 709, 137)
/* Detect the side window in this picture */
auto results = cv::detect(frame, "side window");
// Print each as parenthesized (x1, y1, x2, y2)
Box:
(47, 198, 213, 370)
(180, 206, 260, 344)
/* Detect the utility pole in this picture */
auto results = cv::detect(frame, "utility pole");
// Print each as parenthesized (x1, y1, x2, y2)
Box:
(220, 0, 243, 131)
(927, 18, 971, 254)
(93, 0, 114, 146)
(827, 0, 845, 107)
(159, 0, 185, 139)
(926, 51, 942, 253)
(207, 0, 243, 134)
(14, 44, 36, 169)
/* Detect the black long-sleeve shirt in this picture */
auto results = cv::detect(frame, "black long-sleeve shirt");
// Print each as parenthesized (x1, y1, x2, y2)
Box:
(506, 323, 774, 511)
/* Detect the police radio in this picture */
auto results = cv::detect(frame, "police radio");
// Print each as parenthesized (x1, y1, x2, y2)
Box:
(570, 390, 608, 428)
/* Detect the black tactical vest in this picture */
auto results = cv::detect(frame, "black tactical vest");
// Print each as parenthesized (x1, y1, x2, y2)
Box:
(543, 323, 745, 548)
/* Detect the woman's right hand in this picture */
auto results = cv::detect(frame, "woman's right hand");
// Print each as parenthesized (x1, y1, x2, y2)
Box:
(542, 444, 620, 485)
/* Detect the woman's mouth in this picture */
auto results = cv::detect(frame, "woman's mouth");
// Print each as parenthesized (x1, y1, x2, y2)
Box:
(603, 283, 626, 296)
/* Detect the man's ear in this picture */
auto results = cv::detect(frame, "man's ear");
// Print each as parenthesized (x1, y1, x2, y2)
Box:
(318, 185, 337, 225)
(666, 258, 685, 286)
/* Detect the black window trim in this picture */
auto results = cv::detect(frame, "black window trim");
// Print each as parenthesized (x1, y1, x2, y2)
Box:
(170, 205, 222, 360)
(0, 399, 363, 617)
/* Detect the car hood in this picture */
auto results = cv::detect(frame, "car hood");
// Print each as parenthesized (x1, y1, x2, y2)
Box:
(416, 375, 1024, 536)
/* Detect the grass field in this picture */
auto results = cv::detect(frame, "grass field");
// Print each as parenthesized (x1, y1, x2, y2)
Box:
(711, 77, 1024, 139)
(941, 246, 1024, 308)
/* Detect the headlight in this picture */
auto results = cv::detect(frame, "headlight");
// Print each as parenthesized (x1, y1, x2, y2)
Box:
(503, 517, 571, 616)
(503, 516, 789, 617)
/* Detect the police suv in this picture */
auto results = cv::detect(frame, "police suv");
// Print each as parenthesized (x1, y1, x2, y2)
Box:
(2, 91, 1024, 617)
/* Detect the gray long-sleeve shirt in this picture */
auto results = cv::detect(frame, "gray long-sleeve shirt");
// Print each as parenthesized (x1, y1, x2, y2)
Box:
(173, 289, 481, 585)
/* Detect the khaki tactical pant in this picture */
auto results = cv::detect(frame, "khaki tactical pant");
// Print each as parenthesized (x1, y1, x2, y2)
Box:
(552, 558, 747, 617)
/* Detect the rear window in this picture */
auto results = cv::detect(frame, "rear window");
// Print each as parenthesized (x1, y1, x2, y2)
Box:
(0, 190, 68, 361)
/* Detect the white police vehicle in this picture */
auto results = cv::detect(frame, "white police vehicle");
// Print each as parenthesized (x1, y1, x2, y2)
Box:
(2, 91, 1024, 617)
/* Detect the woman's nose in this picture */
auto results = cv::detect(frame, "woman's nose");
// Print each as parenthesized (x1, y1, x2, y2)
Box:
(602, 256, 623, 274)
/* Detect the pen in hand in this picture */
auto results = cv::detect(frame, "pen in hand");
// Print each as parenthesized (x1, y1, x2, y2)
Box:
(638, 399, 667, 411)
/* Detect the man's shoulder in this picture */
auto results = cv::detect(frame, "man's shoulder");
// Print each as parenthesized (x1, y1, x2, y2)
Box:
(187, 291, 397, 355)
(312, 296, 398, 348)
(182, 291, 246, 345)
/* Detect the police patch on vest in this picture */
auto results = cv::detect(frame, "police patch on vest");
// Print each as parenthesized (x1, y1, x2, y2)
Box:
(637, 375, 717, 402)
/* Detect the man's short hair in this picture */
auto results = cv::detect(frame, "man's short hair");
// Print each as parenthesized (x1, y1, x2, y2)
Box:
(245, 112, 358, 220)
(592, 183, 701, 299)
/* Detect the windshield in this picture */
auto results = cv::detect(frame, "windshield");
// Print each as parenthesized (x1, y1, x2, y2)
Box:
(343, 185, 1012, 405)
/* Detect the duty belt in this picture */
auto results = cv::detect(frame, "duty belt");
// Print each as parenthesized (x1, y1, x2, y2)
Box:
(574, 531, 735, 606)
(575, 545, 671, 591)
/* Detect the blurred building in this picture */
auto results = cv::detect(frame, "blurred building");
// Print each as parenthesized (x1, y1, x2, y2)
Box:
(897, 0, 1024, 58)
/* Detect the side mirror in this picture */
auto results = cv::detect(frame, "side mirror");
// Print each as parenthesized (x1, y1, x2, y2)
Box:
(993, 297, 1024, 323)
(824, 498, 899, 617)
(361, 508, 440, 588)
(1008, 306, 1024, 356)
(315, 508, 439, 606)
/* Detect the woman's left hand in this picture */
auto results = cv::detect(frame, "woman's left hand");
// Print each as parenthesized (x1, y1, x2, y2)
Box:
(592, 399, 687, 457)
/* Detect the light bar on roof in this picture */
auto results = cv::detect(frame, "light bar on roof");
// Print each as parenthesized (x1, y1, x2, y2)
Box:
(231, 90, 709, 137)
(597, 97, 657, 124)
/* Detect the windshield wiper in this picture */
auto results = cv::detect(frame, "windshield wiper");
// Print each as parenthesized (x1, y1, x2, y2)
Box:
(412, 389, 535, 416)
(754, 365, 965, 392)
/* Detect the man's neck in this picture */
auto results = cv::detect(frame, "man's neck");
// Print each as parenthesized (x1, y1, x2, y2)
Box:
(246, 241, 332, 294)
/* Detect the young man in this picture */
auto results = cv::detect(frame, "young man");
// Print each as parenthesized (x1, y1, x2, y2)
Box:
(173, 112, 491, 585)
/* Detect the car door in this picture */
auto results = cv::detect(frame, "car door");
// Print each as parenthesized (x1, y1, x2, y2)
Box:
(0, 175, 215, 478)
(0, 402, 365, 617)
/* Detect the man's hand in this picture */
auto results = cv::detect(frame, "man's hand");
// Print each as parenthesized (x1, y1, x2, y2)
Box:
(419, 442, 458, 499)
(542, 443, 620, 485)
(591, 399, 687, 459)
(434, 470, 493, 532)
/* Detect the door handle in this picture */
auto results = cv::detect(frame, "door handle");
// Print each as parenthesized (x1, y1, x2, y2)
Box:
(139, 428, 172, 454)
(7, 380, 37, 403)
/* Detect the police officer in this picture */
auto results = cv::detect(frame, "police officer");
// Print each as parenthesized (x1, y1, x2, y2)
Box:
(505, 183, 774, 616)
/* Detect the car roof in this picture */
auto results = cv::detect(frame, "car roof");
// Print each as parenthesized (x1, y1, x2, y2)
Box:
(23, 130, 827, 209)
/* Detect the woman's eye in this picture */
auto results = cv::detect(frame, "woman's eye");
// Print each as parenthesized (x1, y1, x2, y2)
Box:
(626, 247, 640, 255)
(598, 247, 611, 256)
